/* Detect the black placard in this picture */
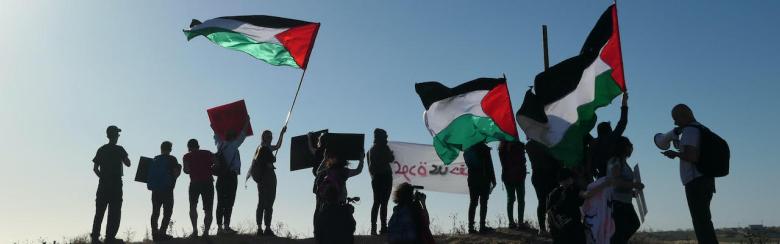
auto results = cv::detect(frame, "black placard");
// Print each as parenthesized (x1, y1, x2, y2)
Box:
(134, 156, 153, 183)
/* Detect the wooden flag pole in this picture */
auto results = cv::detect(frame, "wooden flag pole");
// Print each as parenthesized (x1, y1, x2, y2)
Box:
(543, 25, 550, 71)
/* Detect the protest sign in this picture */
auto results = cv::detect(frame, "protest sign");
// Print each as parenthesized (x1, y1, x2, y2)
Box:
(388, 141, 468, 194)
(207, 100, 253, 141)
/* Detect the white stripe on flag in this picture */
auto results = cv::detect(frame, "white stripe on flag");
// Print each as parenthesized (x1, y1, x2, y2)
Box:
(424, 90, 489, 135)
(190, 18, 287, 44)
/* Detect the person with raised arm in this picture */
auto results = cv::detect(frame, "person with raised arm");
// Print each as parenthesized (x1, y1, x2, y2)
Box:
(248, 127, 287, 237)
(212, 117, 250, 235)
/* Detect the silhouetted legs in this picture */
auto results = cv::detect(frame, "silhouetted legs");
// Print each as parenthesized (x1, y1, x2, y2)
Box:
(611, 201, 640, 244)
(216, 173, 237, 230)
(189, 181, 214, 236)
(91, 178, 122, 241)
(505, 180, 525, 226)
(151, 190, 174, 238)
(468, 185, 490, 231)
(686, 177, 718, 244)
(256, 170, 277, 234)
(370, 174, 392, 234)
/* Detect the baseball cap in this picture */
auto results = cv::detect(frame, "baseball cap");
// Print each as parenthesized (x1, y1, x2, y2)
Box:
(106, 125, 121, 136)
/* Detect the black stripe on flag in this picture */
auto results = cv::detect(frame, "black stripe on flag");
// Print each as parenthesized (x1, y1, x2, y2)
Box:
(516, 88, 548, 123)
(532, 5, 615, 106)
(415, 78, 505, 110)
(221, 15, 313, 29)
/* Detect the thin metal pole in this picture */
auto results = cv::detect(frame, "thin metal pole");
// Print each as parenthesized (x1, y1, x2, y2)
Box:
(274, 68, 307, 158)
(246, 69, 308, 187)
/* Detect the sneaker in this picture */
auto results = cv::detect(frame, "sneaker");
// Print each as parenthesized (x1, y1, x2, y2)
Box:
(508, 222, 518, 230)
(379, 226, 388, 235)
(158, 234, 174, 241)
(518, 222, 531, 230)
(468, 227, 478, 234)
(104, 238, 125, 244)
(370, 225, 377, 236)
(264, 228, 277, 237)
(479, 226, 496, 234)
(217, 227, 226, 236)
(189, 232, 198, 239)
(224, 227, 238, 235)
(90, 236, 102, 244)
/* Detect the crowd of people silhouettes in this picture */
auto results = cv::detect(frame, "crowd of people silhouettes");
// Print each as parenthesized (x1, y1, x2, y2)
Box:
(89, 95, 723, 244)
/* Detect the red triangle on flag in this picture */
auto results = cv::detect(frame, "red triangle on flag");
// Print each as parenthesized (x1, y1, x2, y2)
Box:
(275, 23, 320, 69)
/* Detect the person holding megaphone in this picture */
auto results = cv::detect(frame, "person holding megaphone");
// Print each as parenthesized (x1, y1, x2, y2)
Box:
(656, 104, 720, 244)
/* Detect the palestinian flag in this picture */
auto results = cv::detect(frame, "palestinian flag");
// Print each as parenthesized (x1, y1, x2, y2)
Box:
(416, 78, 518, 164)
(184, 15, 320, 69)
(517, 4, 626, 167)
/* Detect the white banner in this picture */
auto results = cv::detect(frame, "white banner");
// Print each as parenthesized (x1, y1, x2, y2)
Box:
(388, 141, 469, 194)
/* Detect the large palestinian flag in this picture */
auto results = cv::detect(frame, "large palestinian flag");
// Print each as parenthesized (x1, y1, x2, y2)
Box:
(517, 4, 626, 167)
(184, 15, 320, 69)
(416, 78, 518, 164)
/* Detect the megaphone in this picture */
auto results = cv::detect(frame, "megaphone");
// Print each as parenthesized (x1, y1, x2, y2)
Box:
(654, 129, 680, 150)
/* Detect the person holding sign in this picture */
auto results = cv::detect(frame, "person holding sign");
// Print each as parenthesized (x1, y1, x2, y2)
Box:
(91, 125, 131, 244)
(606, 136, 644, 244)
(147, 141, 181, 241)
(248, 127, 287, 237)
(212, 117, 250, 235)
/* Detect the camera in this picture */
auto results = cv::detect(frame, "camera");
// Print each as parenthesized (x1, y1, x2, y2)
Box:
(411, 185, 426, 203)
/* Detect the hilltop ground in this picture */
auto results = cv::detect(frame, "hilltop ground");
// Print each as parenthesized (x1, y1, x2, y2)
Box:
(37, 226, 780, 244)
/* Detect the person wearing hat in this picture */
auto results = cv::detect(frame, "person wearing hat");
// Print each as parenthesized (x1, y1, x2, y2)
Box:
(367, 128, 394, 235)
(90, 125, 131, 244)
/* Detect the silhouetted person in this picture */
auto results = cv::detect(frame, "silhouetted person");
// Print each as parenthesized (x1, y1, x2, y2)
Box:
(607, 137, 644, 244)
(498, 140, 528, 230)
(315, 148, 364, 204)
(308, 131, 328, 233)
(367, 128, 394, 235)
(547, 169, 586, 244)
(464, 143, 496, 234)
(591, 93, 628, 179)
(91, 125, 131, 244)
(147, 141, 181, 241)
(183, 139, 215, 238)
(387, 183, 434, 244)
(661, 104, 719, 243)
(248, 127, 287, 237)
(525, 140, 562, 236)
(213, 118, 250, 235)
(314, 148, 364, 244)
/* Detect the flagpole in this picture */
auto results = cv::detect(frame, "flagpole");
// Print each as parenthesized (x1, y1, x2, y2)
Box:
(542, 25, 550, 71)
(245, 69, 308, 188)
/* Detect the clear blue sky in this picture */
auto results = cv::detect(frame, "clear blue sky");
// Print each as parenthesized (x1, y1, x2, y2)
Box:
(2, 0, 779, 242)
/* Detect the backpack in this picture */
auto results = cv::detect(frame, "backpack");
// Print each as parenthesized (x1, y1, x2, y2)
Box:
(388, 205, 418, 243)
(317, 168, 347, 201)
(545, 186, 574, 233)
(147, 156, 172, 191)
(213, 150, 229, 176)
(251, 146, 275, 183)
(686, 124, 730, 177)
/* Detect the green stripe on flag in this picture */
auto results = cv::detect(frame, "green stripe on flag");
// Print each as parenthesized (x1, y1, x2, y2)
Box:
(550, 70, 623, 167)
(433, 114, 516, 164)
(185, 28, 300, 68)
